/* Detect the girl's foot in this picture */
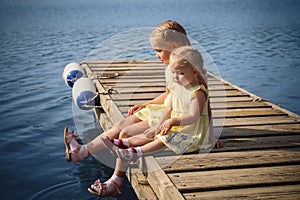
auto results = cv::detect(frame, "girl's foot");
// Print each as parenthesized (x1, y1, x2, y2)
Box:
(63, 127, 90, 162)
(101, 136, 121, 157)
(104, 136, 130, 149)
(88, 178, 122, 197)
(102, 136, 142, 162)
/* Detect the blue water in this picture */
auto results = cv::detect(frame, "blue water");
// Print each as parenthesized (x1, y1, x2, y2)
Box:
(0, 0, 299, 199)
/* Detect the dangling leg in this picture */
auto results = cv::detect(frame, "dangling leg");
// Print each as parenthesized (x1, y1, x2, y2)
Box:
(88, 158, 128, 197)
(101, 120, 154, 153)
(64, 115, 142, 162)
(104, 138, 165, 162)
(64, 127, 90, 162)
(85, 115, 142, 154)
(104, 137, 130, 149)
(88, 140, 166, 197)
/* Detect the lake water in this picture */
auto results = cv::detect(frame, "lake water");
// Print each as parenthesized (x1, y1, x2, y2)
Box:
(0, 0, 299, 199)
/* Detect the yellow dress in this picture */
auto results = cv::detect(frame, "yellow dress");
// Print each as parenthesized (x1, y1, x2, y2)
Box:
(156, 83, 212, 154)
(135, 65, 211, 154)
(134, 65, 173, 128)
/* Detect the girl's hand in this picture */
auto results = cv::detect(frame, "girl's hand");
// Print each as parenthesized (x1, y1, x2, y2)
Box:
(128, 104, 145, 115)
(160, 119, 173, 135)
(144, 128, 157, 138)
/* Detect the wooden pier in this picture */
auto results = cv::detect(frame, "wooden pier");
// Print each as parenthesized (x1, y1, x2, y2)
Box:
(82, 60, 300, 200)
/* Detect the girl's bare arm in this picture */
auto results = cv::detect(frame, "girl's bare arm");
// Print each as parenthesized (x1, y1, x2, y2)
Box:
(128, 89, 170, 115)
(160, 89, 206, 135)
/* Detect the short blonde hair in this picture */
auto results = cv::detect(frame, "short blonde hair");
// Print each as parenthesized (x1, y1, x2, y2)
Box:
(150, 20, 191, 47)
(171, 46, 207, 78)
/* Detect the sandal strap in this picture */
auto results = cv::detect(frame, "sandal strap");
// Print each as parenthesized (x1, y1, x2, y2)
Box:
(120, 148, 138, 162)
(109, 179, 122, 195)
(69, 144, 82, 162)
(65, 130, 78, 143)
(90, 179, 122, 197)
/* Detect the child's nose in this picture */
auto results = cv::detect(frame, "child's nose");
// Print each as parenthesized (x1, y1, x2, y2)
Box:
(155, 52, 160, 59)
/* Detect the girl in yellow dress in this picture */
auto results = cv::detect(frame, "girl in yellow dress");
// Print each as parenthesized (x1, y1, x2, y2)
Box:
(90, 46, 212, 197)
(135, 45, 211, 154)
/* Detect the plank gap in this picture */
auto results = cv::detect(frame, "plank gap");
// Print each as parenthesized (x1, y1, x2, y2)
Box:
(164, 161, 300, 174)
(179, 181, 300, 194)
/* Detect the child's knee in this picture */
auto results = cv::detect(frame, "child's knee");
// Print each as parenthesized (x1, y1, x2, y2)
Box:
(119, 130, 129, 138)
(115, 118, 127, 129)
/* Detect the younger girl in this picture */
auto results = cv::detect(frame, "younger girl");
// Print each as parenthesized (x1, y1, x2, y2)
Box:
(89, 46, 212, 197)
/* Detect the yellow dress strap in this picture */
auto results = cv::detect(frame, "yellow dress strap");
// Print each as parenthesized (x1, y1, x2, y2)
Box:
(193, 84, 209, 97)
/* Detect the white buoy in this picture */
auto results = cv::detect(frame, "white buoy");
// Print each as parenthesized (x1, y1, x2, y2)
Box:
(62, 62, 85, 88)
(72, 77, 97, 110)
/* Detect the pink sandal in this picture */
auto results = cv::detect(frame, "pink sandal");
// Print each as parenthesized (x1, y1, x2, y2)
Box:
(88, 179, 122, 198)
(101, 136, 119, 157)
(63, 127, 89, 162)
(102, 136, 137, 162)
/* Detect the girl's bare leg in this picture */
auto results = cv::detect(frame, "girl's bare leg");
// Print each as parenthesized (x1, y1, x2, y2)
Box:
(119, 120, 154, 146)
(98, 139, 166, 196)
(140, 139, 165, 155)
(110, 139, 165, 180)
(86, 115, 142, 154)
(126, 135, 154, 147)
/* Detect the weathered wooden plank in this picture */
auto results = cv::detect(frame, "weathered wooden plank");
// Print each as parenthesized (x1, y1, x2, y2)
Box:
(208, 84, 233, 90)
(105, 92, 253, 102)
(109, 90, 247, 99)
(86, 62, 164, 68)
(99, 76, 165, 82)
(91, 68, 165, 75)
(210, 96, 253, 102)
(212, 101, 272, 109)
(221, 124, 300, 134)
(142, 156, 185, 200)
(111, 100, 271, 110)
(208, 80, 226, 85)
(99, 77, 222, 88)
(111, 92, 159, 100)
(85, 66, 124, 124)
(108, 91, 247, 103)
(183, 184, 300, 200)
(117, 107, 287, 119)
(82, 60, 162, 64)
(219, 126, 300, 139)
(152, 135, 300, 155)
(212, 135, 300, 152)
(214, 108, 287, 118)
(208, 71, 300, 118)
(101, 86, 246, 98)
(97, 79, 229, 90)
(128, 167, 158, 200)
(168, 165, 300, 192)
(156, 149, 300, 173)
(215, 115, 300, 127)
(108, 86, 165, 94)
(90, 65, 164, 69)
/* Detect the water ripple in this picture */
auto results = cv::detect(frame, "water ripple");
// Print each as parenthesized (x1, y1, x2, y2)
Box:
(28, 179, 102, 200)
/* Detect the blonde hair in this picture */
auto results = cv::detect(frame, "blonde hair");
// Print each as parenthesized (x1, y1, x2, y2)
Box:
(171, 46, 207, 81)
(150, 20, 191, 47)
